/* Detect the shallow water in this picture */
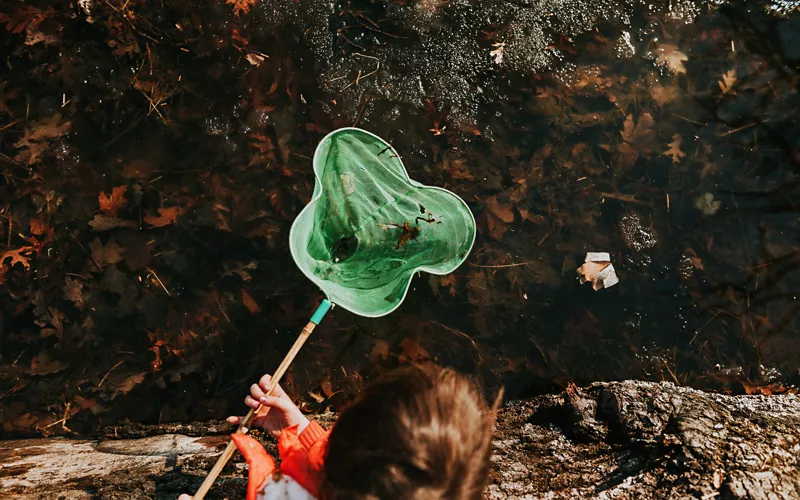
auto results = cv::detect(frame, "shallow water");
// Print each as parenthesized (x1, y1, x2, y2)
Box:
(0, 0, 798, 434)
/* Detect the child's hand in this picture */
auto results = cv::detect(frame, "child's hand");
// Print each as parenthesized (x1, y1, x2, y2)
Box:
(227, 374, 309, 438)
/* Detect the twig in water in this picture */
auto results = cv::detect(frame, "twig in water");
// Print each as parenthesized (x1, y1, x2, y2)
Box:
(98, 360, 125, 387)
(431, 320, 481, 359)
(0, 119, 21, 132)
(599, 192, 654, 206)
(146, 266, 172, 296)
(339, 53, 380, 92)
(353, 94, 370, 126)
(469, 261, 536, 269)
(71, 233, 103, 271)
(336, 29, 366, 51)
(663, 360, 680, 385)
(43, 402, 73, 431)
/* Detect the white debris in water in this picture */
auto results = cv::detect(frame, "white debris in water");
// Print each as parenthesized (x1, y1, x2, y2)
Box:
(693, 193, 721, 216)
(577, 252, 619, 291)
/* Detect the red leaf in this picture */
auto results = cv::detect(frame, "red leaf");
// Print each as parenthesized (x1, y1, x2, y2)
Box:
(98, 186, 128, 216)
(144, 206, 186, 227)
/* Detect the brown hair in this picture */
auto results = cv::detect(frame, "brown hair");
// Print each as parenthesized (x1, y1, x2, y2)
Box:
(321, 364, 498, 500)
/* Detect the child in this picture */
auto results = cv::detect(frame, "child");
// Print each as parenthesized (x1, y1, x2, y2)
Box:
(181, 364, 498, 499)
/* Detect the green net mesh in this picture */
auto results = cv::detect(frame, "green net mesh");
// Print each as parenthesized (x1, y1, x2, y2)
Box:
(289, 128, 476, 317)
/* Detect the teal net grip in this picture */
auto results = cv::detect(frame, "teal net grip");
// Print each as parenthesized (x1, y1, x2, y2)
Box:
(310, 299, 333, 325)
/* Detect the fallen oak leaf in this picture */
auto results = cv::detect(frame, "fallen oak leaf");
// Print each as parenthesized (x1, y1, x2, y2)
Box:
(63, 277, 84, 309)
(98, 186, 128, 216)
(1, 246, 35, 270)
(663, 134, 685, 163)
(226, 0, 256, 16)
(718, 69, 737, 95)
(144, 206, 187, 227)
(13, 113, 71, 165)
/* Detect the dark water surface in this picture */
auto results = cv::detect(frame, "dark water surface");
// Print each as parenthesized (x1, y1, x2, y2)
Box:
(1, 0, 799, 435)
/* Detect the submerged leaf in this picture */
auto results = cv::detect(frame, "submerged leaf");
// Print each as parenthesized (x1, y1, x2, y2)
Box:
(241, 289, 261, 314)
(663, 134, 685, 163)
(1, 246, 35, 270)
(98, 186, 128, 216)
(144, 206, 186, 227)
(655, 43, 688, 74)
(89, 237, 125, 269)
(226, 0, 256, 16)
(89, 214, 137, 231)
(718, 69, 737, 95)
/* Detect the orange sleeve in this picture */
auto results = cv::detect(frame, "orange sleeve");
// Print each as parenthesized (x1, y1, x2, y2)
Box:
(298, 420, 328, 450)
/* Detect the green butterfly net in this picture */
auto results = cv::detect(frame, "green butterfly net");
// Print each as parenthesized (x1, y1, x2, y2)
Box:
(289, 128, 476, 317)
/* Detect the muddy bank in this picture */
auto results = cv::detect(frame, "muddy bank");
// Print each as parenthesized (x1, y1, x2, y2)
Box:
(1, 380, 798, 499)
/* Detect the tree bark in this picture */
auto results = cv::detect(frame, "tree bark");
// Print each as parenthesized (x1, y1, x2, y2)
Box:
(1, 381, 798, 499)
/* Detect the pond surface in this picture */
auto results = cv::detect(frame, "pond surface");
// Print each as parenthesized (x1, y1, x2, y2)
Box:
(0, 0, 799, 436)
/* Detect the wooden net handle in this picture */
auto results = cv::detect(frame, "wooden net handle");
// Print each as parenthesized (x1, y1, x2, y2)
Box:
(192, 319, 318, 499)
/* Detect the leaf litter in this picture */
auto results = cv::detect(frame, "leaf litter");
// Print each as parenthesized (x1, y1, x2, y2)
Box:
(0, 0, 798, 438)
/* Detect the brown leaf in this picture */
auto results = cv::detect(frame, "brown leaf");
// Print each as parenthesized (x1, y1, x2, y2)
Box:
(683, 248, 704, 271)
(89, 214, 137, 231)
(245, 53, 266, 67)
(223, 261, 258, 281)
(655, 43, 688, 74)
(484, 197, 515, 241)
(29, 218, 49, 236)
(718, 69, 737, 95)
(226, 0, 256, 16)
(98, 186, 128, 216)
(1, 246, 35, 270)
(399, 338, 431, 364)
(13, 113, 71, 165)
(241, 289, 261, 314)
(118, 234, 153, 271)
(110, 372, 146, 399)
(30, 352, 69, 375)
(663, 134, 685, 163)
(649, 80, 680, 107)
(485, 197, 515, 223)
(370, 339, 391, 360)
(621, 113, 656, 147)
(144, 206, 186, 227)
(89, 237, 125, 269)
(63, 277, 84, 309)
(0, 6, 53, 35)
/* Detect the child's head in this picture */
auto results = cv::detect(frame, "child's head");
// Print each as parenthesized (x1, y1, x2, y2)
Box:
(321, 364, 497, 500)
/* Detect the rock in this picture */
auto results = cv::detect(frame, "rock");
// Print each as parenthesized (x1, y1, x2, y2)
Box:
(488, 380, 800, 499)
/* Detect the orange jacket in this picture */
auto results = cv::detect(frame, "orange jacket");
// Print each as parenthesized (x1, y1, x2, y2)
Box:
(231, 421, 330, 500)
